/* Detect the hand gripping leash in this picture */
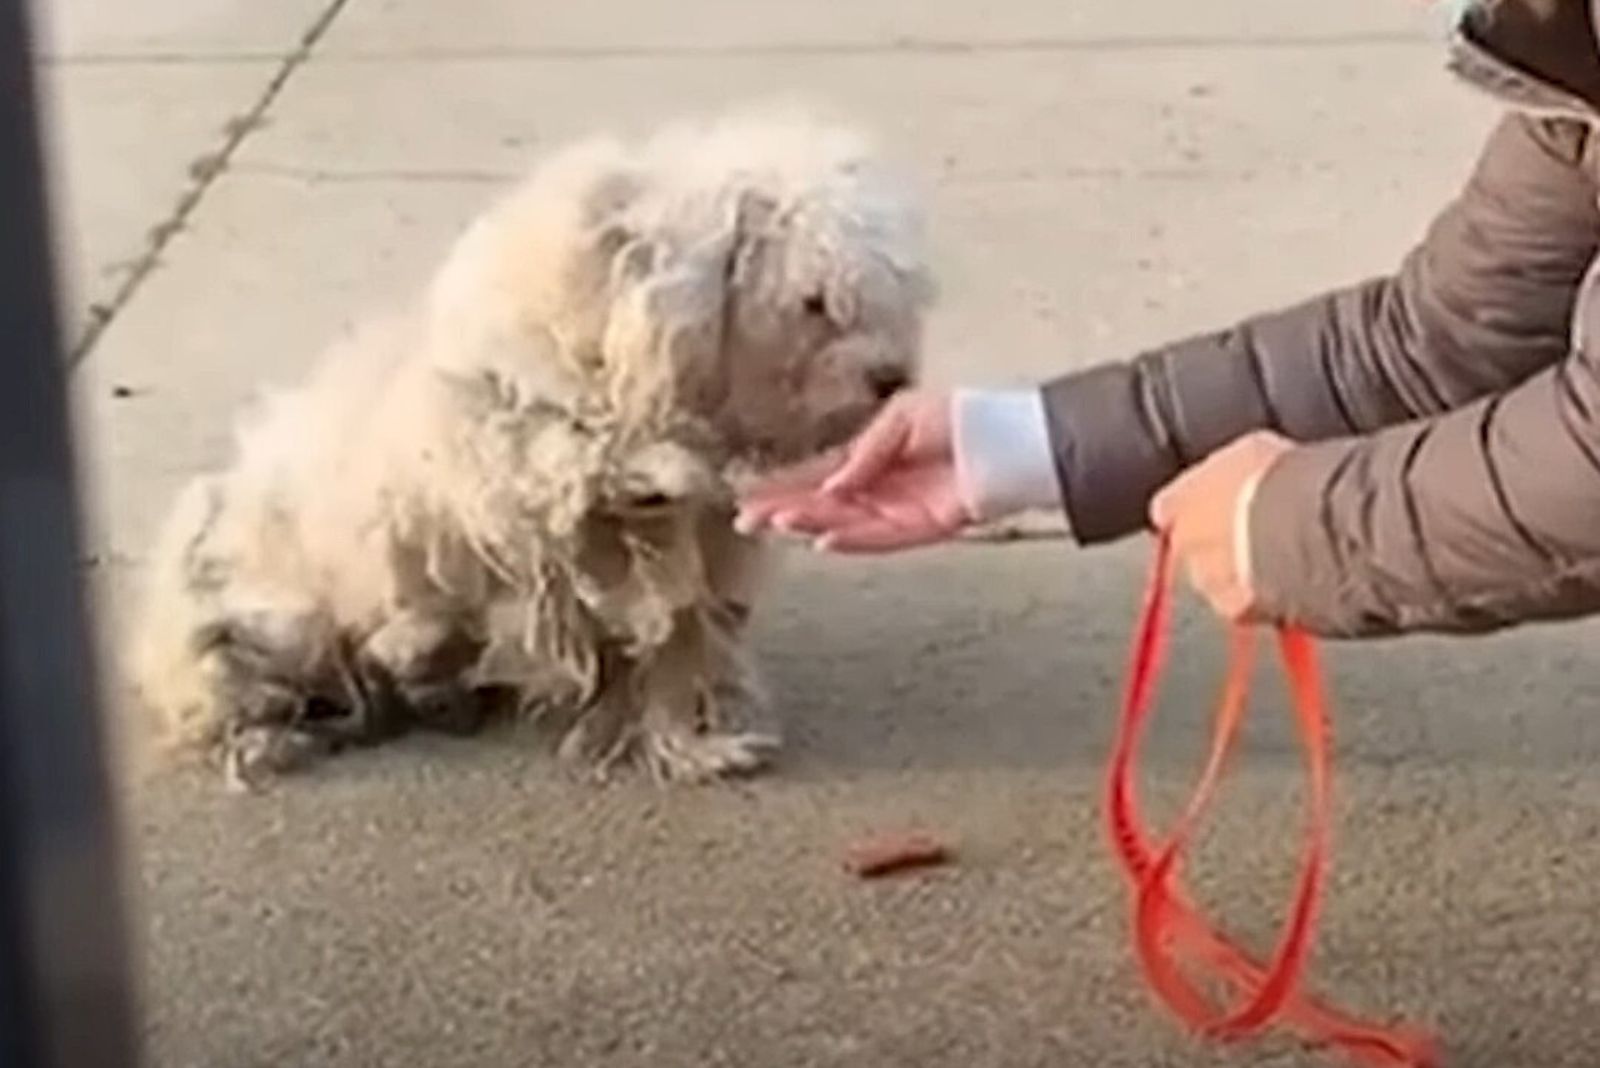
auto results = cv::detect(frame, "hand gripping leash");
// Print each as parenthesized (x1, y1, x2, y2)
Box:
(1105, 531, 1439, 1067)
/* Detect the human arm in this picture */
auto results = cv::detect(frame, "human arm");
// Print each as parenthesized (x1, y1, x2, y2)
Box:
(1001, 112, 1600, 542)
(1241, 345, 1600, 636)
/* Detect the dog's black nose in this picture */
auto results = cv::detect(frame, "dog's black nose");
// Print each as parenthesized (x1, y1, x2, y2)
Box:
(868, 366, 910, 400)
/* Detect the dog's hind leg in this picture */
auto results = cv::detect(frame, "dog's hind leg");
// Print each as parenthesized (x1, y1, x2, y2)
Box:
(359, 608, 489, 736)
(219, 611, 487, 790)
(189, 607, 345, 791)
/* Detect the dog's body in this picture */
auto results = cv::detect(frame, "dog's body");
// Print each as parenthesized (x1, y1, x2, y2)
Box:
(131, 108, 932, 788)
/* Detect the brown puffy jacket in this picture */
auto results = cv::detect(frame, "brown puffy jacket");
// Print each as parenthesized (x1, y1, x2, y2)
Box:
(1042, 0, 1600, 637)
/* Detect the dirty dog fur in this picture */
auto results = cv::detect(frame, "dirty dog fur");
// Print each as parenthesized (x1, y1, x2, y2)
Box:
(130, 107, 933, 789)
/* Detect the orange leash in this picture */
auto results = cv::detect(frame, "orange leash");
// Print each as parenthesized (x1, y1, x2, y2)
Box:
(1106, 531, 1439, 1067)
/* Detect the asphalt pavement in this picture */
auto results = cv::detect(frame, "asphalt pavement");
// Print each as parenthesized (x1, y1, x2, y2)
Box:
(36, 0, 1600, 1064)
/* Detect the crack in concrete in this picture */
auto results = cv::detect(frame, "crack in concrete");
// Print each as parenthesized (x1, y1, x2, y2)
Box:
(316, 30, 1434, 63)
(42, 29, 1435, 69)
(226, 161, 1257, 190)
(68, 0, 357, 371)
(38, 50, 284, 67)
(231, 161, 519, 185)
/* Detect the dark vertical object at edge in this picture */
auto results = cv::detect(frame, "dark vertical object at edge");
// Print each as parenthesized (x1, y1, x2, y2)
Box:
(0, 2, 141, 1066)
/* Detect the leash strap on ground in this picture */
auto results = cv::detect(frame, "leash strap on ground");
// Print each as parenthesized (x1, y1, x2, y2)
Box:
(1104, 531, 1439, 1067)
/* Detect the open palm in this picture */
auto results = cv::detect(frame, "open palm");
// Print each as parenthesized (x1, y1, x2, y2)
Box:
(737, 391, 974, 553)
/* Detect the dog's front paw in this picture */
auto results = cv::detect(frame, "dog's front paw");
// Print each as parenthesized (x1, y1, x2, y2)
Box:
(640, 729, 781, 784)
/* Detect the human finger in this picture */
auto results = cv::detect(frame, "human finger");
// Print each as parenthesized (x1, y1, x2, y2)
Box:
(1148, 477, 1183, 531)
(764, 497, 877, 535)
(814, 518, 951, 554)
(820, 403, 912, 496)
(742, 447, 847, 500)
(734, 496, 798, 534)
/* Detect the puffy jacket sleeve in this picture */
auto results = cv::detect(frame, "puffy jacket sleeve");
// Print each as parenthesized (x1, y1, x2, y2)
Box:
(1249, 334, 1600, 636)
(1040, 112, 1600, 544)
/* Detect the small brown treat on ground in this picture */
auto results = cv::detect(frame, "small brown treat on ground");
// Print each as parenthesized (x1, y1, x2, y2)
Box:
(843, 831, 951, 878)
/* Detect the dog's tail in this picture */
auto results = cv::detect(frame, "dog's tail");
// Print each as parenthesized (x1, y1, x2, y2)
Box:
(127, 474, 232, 754)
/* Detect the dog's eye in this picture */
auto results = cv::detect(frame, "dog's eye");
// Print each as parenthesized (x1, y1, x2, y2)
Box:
(801, 293, 828, 318)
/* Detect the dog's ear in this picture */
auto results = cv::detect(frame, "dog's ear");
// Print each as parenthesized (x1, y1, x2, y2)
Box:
(814, 253, 861, 331)
(600, 189, 778, 423)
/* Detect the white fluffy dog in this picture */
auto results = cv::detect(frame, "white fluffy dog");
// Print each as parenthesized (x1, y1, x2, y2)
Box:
(130, 107, 933, 789)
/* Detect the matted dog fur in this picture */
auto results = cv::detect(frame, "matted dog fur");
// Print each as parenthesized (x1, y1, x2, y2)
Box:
(130, 104, 934, 790)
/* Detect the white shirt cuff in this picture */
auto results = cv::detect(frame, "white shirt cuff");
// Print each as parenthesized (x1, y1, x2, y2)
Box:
(951, 388, 1066, 522)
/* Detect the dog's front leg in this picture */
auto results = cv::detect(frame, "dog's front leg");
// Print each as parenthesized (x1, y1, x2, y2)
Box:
(632, 608, 779, 783)
(552, 647, 640, 781)
(697, 510, 774, 727)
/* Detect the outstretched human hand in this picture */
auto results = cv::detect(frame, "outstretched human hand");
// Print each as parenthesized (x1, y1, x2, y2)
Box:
(735, 390, 976, 552)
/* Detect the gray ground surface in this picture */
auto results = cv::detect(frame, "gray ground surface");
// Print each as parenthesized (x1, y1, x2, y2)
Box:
(37, 0, 1600, 1064)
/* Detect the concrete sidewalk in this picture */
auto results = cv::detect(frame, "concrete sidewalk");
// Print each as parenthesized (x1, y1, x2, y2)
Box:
(37, 0, 1600, 1065)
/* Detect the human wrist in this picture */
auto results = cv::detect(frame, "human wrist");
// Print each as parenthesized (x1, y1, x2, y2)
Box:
(951, 388, 1066, 521)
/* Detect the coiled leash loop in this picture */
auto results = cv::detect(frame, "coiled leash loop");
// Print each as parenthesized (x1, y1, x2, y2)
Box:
(1106, 531, 1439, 1066)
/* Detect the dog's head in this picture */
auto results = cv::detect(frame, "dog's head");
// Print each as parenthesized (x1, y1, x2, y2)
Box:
(426, 106, 934, 471)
